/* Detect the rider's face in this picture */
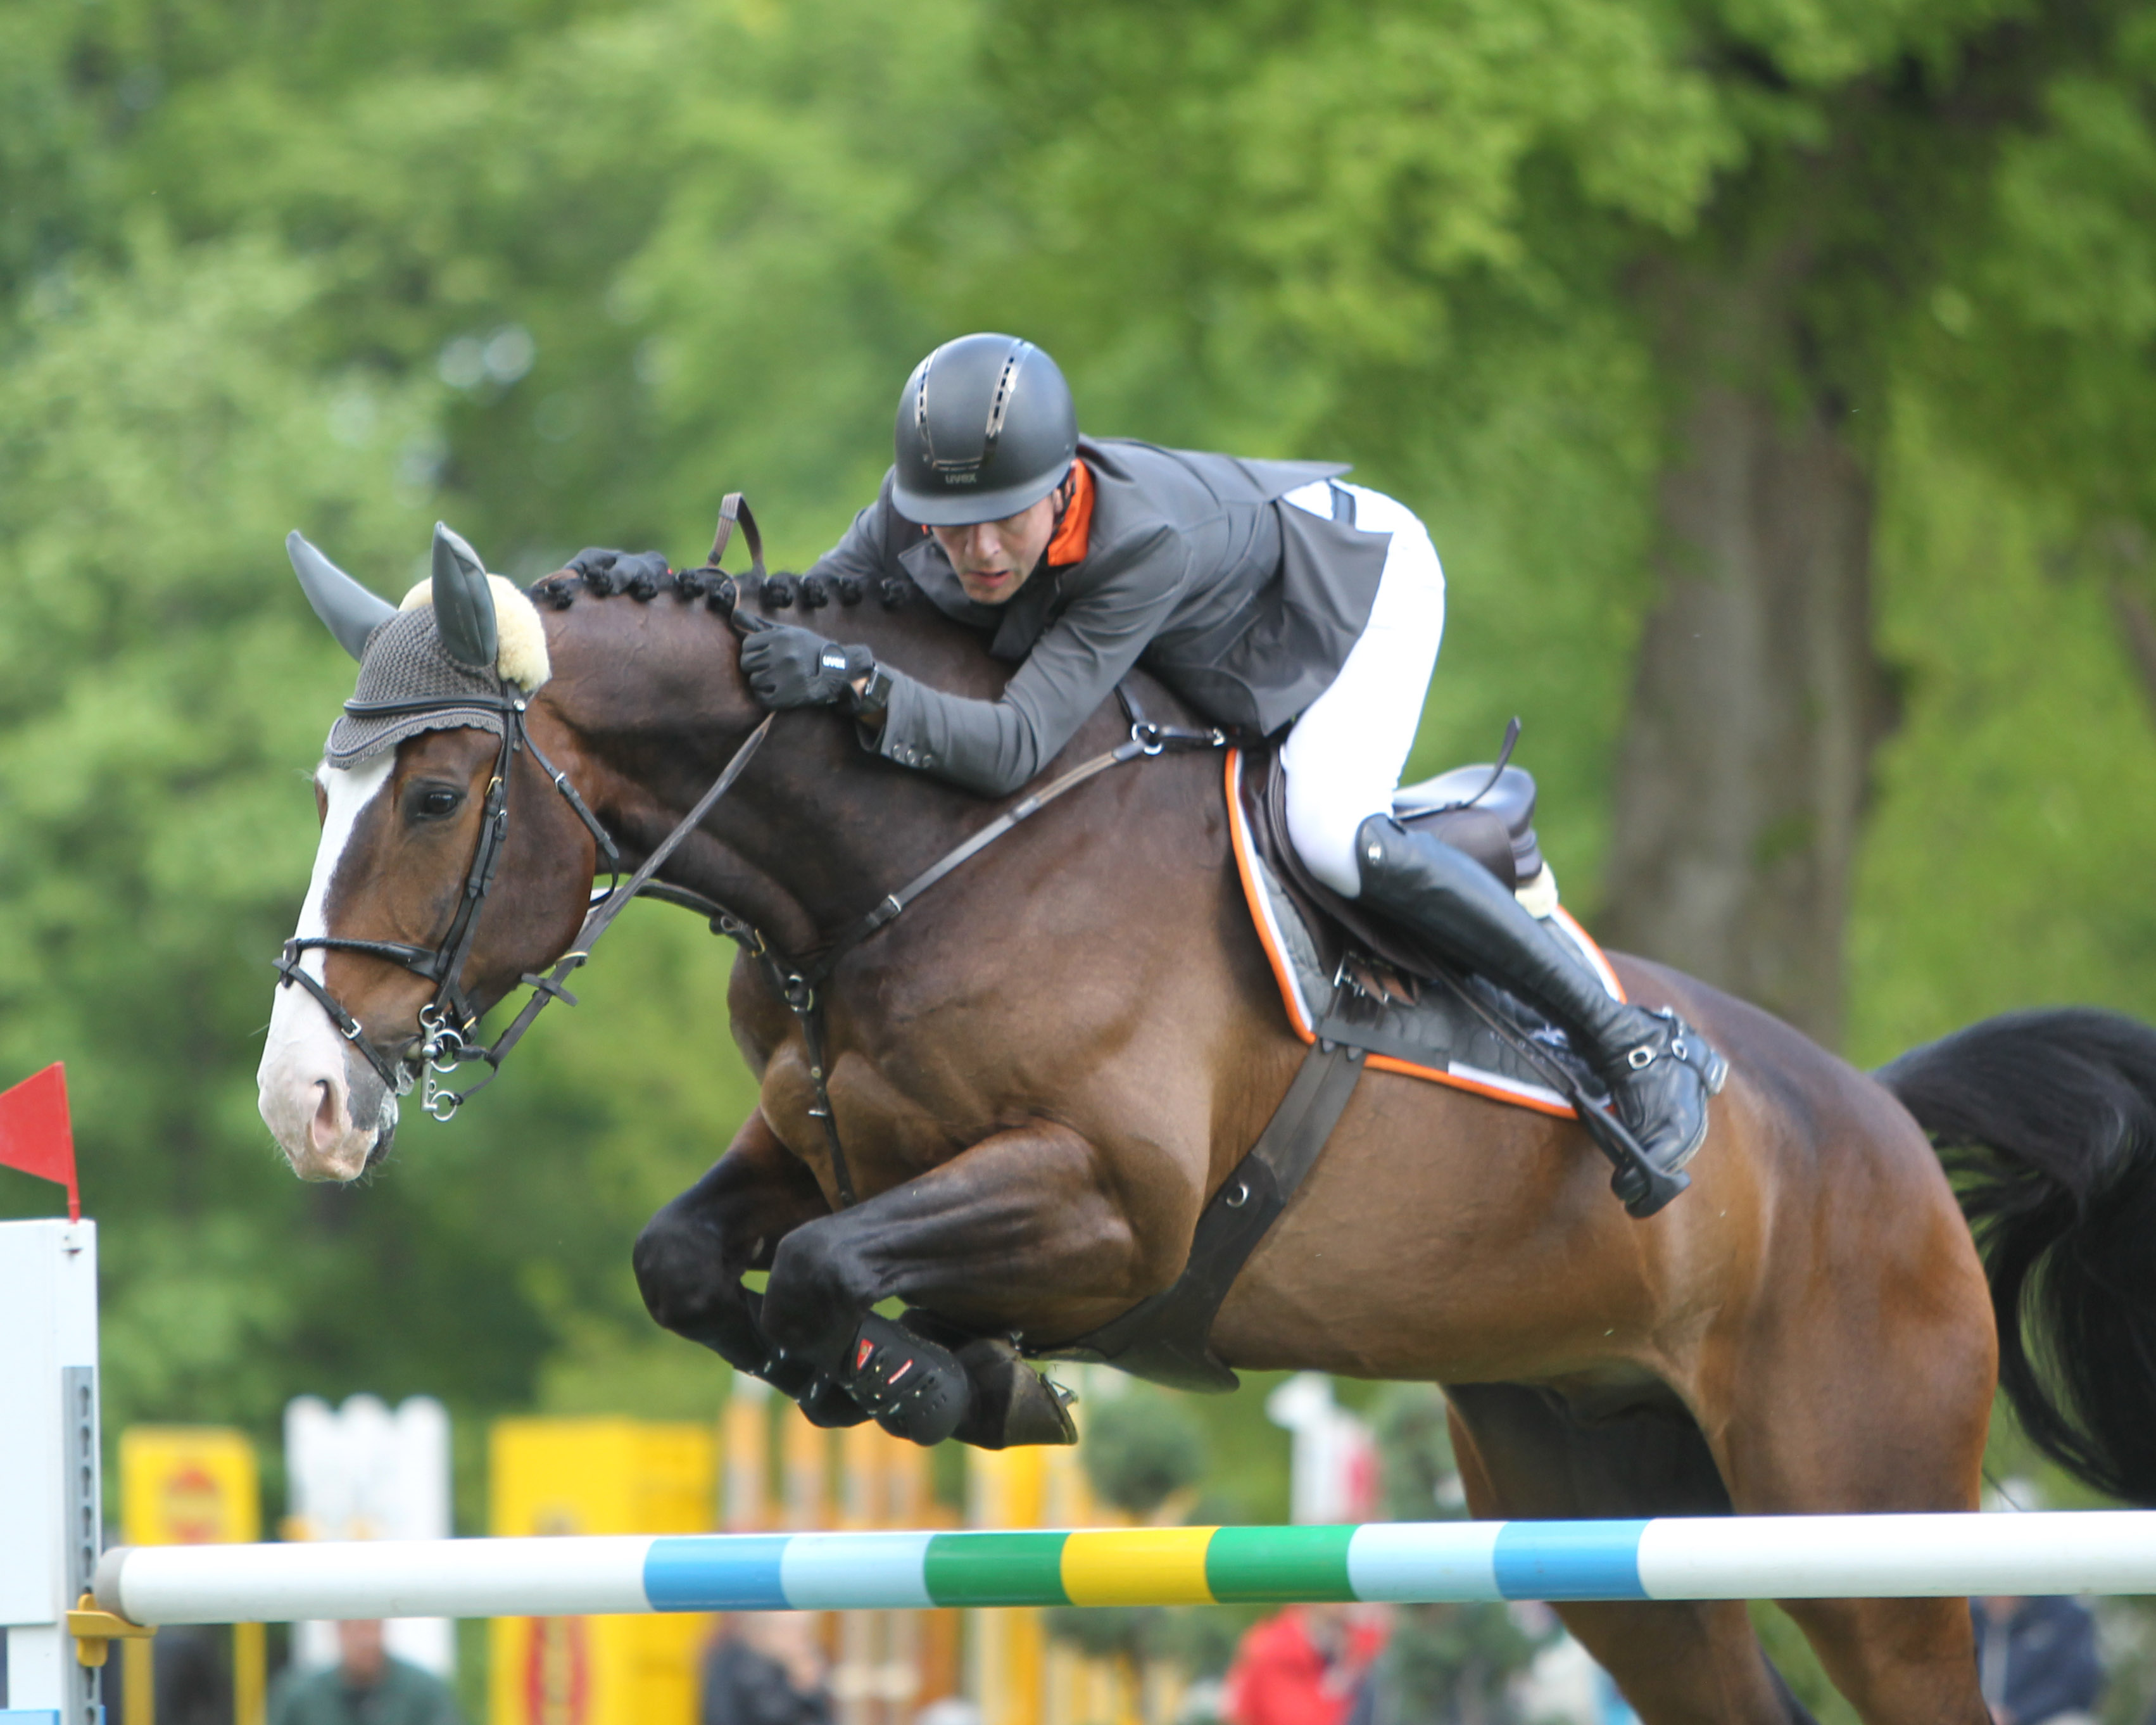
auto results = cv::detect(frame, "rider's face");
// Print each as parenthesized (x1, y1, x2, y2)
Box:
(930, 493, 1058, 606)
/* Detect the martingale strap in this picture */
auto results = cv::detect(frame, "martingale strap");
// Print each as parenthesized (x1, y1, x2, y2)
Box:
(714, 698, 1228, 1208)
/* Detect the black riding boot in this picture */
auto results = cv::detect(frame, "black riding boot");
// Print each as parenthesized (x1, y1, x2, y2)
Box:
(1354, 815, 1727, 1196)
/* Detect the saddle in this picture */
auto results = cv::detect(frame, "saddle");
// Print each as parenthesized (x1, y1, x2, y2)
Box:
(1044, 740, 1626, 1394)
(1233, 741, 1620, 1115)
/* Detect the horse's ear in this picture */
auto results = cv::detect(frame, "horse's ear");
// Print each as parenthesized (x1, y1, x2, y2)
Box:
(287, 530, 398, 662)
(431, 521, 498, 671)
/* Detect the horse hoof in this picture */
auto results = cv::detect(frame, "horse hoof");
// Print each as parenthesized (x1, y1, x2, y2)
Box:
(950, 1334, 1079, 1450)
(797, 1373, 871, 1428)
(847, 1313, 969, 1446)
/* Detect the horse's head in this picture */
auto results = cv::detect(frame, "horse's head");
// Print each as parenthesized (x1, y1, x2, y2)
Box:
(258, 524, 593, 1180)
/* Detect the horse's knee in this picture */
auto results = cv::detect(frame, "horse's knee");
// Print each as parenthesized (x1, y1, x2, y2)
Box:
(631, 1201, 771, 1375)
(762, 1223, 874, 1367)
(631, 1201, 713, 1330)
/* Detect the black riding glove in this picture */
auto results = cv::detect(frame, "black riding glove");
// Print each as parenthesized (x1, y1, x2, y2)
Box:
(567, 547, 671, 591)
(739, 624, 875, 710)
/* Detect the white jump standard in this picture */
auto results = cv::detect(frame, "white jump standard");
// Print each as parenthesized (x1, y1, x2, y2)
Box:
(1, 1219, 101, 1725)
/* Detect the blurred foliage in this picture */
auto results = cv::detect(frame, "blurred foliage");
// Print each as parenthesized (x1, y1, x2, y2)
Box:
(1078, 1382, 1209, 1518)
(4, 13, 2156, 1723)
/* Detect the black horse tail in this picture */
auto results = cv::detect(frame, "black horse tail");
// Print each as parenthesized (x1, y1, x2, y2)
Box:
(1876, 1008, 2156, 1505)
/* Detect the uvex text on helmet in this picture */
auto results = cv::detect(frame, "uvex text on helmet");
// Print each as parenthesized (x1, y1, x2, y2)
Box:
(892, 334, 1078, 527)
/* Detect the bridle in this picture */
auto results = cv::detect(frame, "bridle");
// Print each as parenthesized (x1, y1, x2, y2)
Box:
(273, 677, 774, 1121)
(273, 497, 779, 1122)
(274, 495, 1225, 1193)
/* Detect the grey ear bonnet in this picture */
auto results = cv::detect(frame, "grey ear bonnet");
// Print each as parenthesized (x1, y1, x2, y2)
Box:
(325, 610, 508, 768)
(431, 521, 498, 669)
(288, 531, 398, 660)
(294, 521, 550, 766)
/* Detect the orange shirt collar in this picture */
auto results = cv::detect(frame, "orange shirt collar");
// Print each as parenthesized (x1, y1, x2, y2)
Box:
(1045, 458, 1095, 567)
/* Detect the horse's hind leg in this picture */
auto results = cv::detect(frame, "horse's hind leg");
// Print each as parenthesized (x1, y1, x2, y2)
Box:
(1706, 1220, 1994, 1725)
(1444, 1383, 1818, 1724)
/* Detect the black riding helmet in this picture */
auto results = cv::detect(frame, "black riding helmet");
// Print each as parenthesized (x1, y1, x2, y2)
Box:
(892, 333, 1078, 526)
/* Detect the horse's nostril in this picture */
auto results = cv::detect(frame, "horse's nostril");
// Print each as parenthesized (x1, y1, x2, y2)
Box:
(307, 1077, 346, 1158)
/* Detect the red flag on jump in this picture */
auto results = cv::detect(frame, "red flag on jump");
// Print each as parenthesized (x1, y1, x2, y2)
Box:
(0, 1063, 79, 1222)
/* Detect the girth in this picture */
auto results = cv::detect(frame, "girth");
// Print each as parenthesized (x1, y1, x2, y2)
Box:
(1043, 1028, 1366, 1393)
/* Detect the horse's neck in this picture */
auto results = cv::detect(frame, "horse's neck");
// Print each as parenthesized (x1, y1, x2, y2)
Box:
(538, 587, 1062, 955)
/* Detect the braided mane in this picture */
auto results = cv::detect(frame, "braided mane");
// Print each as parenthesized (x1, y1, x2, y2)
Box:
(528, 562, 914, 617)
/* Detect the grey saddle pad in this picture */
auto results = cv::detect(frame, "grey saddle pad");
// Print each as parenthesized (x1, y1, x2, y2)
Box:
(1232, 745, 1622, 1115)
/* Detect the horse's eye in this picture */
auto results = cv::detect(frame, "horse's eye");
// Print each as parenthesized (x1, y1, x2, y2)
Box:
(409, 783, 464, 822)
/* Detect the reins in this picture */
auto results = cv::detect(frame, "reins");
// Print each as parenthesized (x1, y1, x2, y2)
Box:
(275, 495, 1226, 1204)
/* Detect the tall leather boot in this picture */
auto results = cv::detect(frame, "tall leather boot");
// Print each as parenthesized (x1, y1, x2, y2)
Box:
(1354, 814, 1728, 1192)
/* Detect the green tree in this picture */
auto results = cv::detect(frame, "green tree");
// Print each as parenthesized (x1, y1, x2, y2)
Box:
(0, 0, 966, 1454)
(11, 1, 2156, 1606)
(967, 0, 2156, 1044)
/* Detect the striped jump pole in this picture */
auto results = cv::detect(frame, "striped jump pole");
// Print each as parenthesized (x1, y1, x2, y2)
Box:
(92, 1513, 2156, 1631)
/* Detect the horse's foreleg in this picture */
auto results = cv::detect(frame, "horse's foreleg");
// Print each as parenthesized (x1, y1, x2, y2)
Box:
(759, 1118, 1175, 1448)
(633, 1108, 867, 1425)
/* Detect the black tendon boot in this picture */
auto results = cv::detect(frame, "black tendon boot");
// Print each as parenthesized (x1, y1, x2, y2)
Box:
(1354, 816, 1728, 1213)
(843, 1311, 971, 1446)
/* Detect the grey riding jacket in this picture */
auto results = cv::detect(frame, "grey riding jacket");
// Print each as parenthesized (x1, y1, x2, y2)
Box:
(810, 438, 1394, 797)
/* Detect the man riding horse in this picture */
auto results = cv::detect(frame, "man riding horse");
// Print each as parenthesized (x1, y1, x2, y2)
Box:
(591, 332, 1725, 1196)
(261, 324, 2156, 1723)
(261, 317, 2156, 1722)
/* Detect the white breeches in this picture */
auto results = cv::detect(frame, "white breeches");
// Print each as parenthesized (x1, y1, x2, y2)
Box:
(1279, 481, 1446, 897)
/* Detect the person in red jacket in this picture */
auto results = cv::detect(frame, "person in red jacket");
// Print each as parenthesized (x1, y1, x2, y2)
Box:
(1223, 1603, 1389, 1725)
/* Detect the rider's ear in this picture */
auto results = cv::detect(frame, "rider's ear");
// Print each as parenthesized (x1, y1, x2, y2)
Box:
(431, 522, 499, 669)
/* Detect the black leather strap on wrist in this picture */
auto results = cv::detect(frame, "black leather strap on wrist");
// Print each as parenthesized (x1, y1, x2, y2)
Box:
(849, 662, 894, 720)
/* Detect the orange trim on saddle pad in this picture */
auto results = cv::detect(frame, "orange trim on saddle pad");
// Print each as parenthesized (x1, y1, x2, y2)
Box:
(1224, 749, 1623, 1122)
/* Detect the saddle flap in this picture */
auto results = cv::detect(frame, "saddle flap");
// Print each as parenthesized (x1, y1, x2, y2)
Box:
(1251, 745, 1521, 979)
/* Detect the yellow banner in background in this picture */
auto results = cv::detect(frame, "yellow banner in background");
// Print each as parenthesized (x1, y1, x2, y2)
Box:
(488, 1417, 717, 1725)
(121, 1426, 261, 1547)
(118, 1426, 265, 1725)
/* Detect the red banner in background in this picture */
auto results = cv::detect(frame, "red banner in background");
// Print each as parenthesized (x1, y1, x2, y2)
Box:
(0, 1063, 79, 1221)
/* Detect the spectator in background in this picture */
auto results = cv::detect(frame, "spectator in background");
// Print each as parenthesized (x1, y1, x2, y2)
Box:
(268, 1620, 462, 1725)
(1972, 1596, 2103, 1725)
(701, 1612, 833, 1725)
(1223, 1602, 1388, 1725)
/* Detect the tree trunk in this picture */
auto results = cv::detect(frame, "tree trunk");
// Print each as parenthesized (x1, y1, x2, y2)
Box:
(1600, 251, 1894, 1049)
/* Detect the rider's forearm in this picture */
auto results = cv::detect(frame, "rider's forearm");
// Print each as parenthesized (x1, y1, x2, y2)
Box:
(864, 669, 1054, 796)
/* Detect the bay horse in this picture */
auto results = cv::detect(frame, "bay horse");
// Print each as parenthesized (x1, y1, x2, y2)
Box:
(256, 521, 2156, 1725)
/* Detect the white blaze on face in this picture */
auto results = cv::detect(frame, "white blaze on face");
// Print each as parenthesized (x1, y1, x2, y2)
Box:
(258, 754, 396, 1180)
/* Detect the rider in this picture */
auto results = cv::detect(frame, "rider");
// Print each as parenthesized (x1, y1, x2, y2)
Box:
(710, 333, 1723, 1199)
